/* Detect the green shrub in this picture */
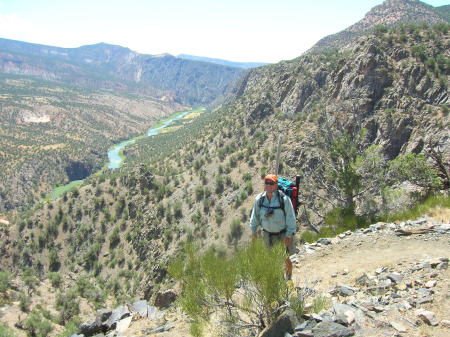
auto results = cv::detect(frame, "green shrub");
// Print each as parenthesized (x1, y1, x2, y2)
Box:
(168, 240, 288, 335)
(48, 272, 62, 289)
(55, 289, 80, 325)
(109, 227, 120, 249)
(48, 248, 60, 272)
(289, 293, 305, 318)
(24, 311, 53, 337)
(22, 269, 39, 294)
(173, 202, 183, 219)
(19, 293, 31, 312)
(0, 271, 11, 293)
(0, 323, 16, 337)
(56, 318, 81, 337)
(227, 219, 243, 245)
(373, 24, 388, 36)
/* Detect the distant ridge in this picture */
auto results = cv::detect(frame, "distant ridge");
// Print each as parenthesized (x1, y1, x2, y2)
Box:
(308, 0, 449, 53)
(0, 38, 245, 105)
(177, 54, 269, 69)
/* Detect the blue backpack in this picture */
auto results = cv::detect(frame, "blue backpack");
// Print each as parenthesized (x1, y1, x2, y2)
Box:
(258, 176, 300, 215)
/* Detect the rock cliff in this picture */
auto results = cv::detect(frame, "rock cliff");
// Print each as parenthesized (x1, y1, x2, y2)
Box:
(309, 0, 448, 53)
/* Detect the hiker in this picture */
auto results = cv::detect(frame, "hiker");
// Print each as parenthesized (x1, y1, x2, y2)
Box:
(249, 174, 296, 280)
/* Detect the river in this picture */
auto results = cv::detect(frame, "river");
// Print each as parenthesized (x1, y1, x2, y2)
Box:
(107, 108, 196, 169)
(48, 108, 202, 200)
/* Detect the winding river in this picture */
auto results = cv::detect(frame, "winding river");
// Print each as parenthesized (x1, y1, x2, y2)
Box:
(49, 108, 201, 200)
(107, 108, 196, 169)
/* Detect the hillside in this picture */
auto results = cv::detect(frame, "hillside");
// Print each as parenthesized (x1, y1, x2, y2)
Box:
(229, 23, 449, 218)
(0, 75, 184, 211)
(0, 2, 449, 337)
(0, 39, 245, 106)
(0, 20, 448, 320)
(0, 38, 246, 211)
(308, 0, 449, 53)
(1, 215, 449, 337)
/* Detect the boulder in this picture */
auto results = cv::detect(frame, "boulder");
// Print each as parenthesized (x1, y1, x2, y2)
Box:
(312, 321, 354, 337)
(415, 309, 439, 326)
(95, 309, 112, 325)
(386, 272, 403, 284)
(115, 316, 132, 333)
(78, 322, 102, 337)
(318, 238, 332, 245)
(259, 310, 299, 337)
(147, 305, 165, 320)
(130, 300, 148, 318)
(390, 321, 407, 333)
(102, 305, 130, 330)
(295, 319, 317, 332)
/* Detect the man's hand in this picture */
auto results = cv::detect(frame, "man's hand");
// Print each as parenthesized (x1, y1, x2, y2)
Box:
(284, 236, 292, 247)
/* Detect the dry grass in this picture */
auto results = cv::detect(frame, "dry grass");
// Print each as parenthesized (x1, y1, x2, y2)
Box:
(426, 206, 450, 223)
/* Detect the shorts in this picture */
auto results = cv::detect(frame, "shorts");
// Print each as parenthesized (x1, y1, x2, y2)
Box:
(262, 229, 296, 256)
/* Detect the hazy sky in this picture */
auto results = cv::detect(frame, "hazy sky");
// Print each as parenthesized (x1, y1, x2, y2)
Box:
(0, 0, 448, 63)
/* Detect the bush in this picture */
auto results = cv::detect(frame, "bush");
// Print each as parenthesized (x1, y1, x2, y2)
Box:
(48, 272, 62, 289)
(195, 186, 204, 201)
(173, 202, 183, 219)
(48, 248, 60, 272)
(109, 227, 120, 249)
(227, 219, 243, 245)
(0, 323, 15, 337)
(56, 289, 80, 325)
(23, 311, 53, 337)
(0, 271, 11, 293)
(388, 153, 442, 190)
(19, 293, 31, 312)
(22, 269, 39, 295)
(55, 319, 81, 337)
(385, 194, 450, 222)
(168, 240, 288, 336)
(374, 24, 388, 36)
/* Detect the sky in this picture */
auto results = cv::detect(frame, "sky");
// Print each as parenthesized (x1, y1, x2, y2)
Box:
(0, 0, 448, 63)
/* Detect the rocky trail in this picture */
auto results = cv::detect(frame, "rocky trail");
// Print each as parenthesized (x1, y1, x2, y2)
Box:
(290, 218, 450, 337)
(72, 218, 449, 337)
(2, 217, 449, 337)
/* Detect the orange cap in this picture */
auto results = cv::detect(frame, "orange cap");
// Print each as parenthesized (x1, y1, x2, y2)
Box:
(264, 174, 278, 183)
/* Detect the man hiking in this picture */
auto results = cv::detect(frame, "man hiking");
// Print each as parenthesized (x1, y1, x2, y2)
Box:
(249, 174, 296, 280)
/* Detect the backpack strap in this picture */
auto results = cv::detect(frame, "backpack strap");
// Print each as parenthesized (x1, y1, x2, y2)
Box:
(258, 191, 286, 216)
(277, 190, 286, 216)
(258, 192, 265, 209)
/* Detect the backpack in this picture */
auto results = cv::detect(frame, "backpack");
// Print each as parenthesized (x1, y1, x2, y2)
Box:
(258, 176, 300, 215)
(258, 190, 287, 215)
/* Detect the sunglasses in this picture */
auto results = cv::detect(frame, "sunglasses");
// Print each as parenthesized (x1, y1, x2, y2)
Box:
(264, 181, 277, 186)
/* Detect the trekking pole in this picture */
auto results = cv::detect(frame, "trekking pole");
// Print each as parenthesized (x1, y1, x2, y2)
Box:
(275, 135, 282, 175)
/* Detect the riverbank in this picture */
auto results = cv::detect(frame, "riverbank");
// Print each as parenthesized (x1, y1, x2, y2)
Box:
(47, 107, 205, 200)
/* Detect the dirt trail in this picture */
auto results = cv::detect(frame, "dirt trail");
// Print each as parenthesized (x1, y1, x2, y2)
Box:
(127, 230, 450, 337)
(293, 232, 450, 291)
(291, 230, 450, 337)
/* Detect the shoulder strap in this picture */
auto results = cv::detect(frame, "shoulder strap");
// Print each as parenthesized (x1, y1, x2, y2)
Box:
(277, 190, 286, 215)
(258, 192, 265, 208)
(258, 191, 286, 215)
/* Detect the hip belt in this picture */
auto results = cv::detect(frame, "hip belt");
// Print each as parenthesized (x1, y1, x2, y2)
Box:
(263, 228, 286, 236)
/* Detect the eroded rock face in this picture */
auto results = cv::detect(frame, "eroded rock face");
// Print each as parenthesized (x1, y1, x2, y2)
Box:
(230, 27, 449, 207)
(308, 0, 448, 53)
(65, 161, 92, 181)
